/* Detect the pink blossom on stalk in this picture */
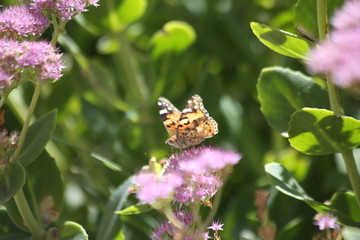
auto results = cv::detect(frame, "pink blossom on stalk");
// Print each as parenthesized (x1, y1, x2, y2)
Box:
(306, 0, 360, 87)
(313, 213, 340, 230)
(134, 171, 183, 205)
(0, 5, 49, 38)
(27, 0, 100, 20)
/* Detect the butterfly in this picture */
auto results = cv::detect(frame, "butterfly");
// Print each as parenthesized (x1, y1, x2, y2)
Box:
(157, 94, 218, 148)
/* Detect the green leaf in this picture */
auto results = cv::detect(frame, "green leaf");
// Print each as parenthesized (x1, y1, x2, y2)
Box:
(265, 163, 357, 225)
(265, 162, 312, 201)
(18, 110, 57, 165)
(294, 0, 343, 41)
(115, 204, 152, 215)
(343, 226, 360, 240)
(329, 192, 360, 222)
(26, 151, 64, 226)
(4, 152, 64, 230)
(117, 0, 147, 24)
(0, 163, 26, 204)
(58, 221, 88, 240)
(250, 22, 313, 59)
(289, 108, 360, 155)
(151, 21, 196, 59)
(96, 178, 133, 240)
(257, 67, 328, 136)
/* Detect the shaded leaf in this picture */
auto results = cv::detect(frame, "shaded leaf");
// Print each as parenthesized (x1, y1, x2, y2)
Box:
(18, 110, 57, 165)
(265, 163, 357, 225)
(96, 178, 133, 240)
(330, 192, 360, 222)
(26, 151, 64, 226)
(257, 67, 328, 136)
(250, 22, 313, 59)
(289, 108, 360, 155)
(0, 163, 26, 204)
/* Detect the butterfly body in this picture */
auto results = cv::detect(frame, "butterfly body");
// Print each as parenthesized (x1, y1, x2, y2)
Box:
(158, 94, 218, 148)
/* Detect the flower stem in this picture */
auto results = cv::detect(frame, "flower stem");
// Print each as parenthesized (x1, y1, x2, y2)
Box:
(14, 189, 45, 239)
(317, 0, 360, 209)
(341, 151, 360, 208)
(11, 82, 42, 163)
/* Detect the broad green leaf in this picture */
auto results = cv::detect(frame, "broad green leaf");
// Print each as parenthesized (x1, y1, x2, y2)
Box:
(294, 0, 343, 41)
(18, 110, 57, 165)
(58, 221, 88, 240)
(343, 226, 360, 240)
(117, 0, 147, 25)
(329, 192, 360, 222)
(4, 152, 64, 230)
(265, 163, 312, 201)
(151, 21, 196, 59)
(289, 108, 360, 155)
(26, 151, 64, 226)
(257, 67, 328, 136)
(96, 178, 133, 240)
(265, 163, 357, 225)
(0, 163, 26, 203)
(250, 22, 313, 59)
(115, 204, 152, 215)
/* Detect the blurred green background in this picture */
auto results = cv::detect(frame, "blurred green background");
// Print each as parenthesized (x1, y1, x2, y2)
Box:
(2, 0, 352, 239)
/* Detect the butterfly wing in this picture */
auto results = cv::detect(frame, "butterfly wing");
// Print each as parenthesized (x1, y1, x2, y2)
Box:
(158, 97, 181, 136)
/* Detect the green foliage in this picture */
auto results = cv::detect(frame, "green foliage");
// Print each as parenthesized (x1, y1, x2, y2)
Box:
(0, 163, 25, 204)
(257, 67, 328, 135)
(2, 0, 359, 239)
(250, 22, 313, 59)
(18, 110, 57, 165)
(289, 108, 360, 155)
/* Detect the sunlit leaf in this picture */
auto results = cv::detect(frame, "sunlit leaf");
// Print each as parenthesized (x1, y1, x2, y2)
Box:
(343, 226, 360, 240)
(289, 108, 360, 155)
(151, 21, 196, 59)
(115, 204, 152, 215)
(257, 67, 328, 136)
(250, 22, 313, 59)
(58, 221, 88, 240)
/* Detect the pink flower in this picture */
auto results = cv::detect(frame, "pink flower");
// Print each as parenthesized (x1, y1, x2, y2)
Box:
(313, 213, 340, 230)
(332, 0, 360, 30)
(306, 0, 360, 87)
(208, 220, 224, 231)
(134, 171, 183, 205)
(0, 38, 64, 84)
(0, 5, 49, 38)
(170, 146, 242, 174)
(26, 0, 100, 20)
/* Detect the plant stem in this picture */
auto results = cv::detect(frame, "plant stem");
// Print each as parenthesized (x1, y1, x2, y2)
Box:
(317, 0, 360, 209)
(14, 189, 45, 239)
(11, 83, 42, 162)
(341, 151, 360, 208)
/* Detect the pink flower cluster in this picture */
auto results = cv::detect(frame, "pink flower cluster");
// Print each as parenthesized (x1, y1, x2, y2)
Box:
(0, 5, 49, 38)
(0, 39, 63, 89)
(25, 0, 100, 20)
(307, 0, 360, 87)
(133, 147, 241, 240)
